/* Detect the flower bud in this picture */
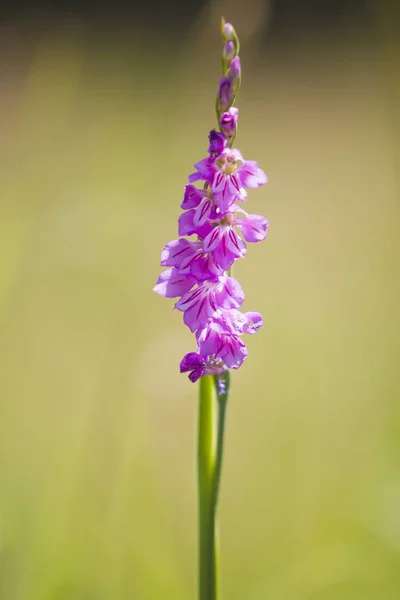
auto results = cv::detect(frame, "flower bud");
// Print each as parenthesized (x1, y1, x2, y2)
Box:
(208, 129, 226, 156)
(222, 41, 235, 62)
(217, 77, 233, 111)
(228, 56, 241, 82)
(220, 107, 239, 138)
(223, 22, 234, 40)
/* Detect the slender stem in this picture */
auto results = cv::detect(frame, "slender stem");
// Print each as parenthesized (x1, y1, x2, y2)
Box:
(198, 375, 218, 600)
(211, 394, 228, 516)
(198, 371, 230, 600)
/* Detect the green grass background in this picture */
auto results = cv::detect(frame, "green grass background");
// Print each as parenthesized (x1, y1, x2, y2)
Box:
(0, 7, 399, 599)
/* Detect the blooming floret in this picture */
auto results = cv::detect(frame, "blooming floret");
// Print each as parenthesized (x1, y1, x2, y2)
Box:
(189, 147, 267, 212)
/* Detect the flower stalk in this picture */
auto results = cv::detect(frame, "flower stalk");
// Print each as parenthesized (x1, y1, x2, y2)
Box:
(197, 374, 218, 600)
(153, 17, 269, 600)
(198, 369, 230, 600)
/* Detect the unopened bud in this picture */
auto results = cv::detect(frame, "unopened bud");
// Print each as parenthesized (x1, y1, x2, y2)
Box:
(223, 22, 234, 40)
(217, 77, 233, 111)
(208, 129, 227, 156)
(228, 56, 241, 82)
(220, 107, 239, 138)
(223, 41, 235, 62)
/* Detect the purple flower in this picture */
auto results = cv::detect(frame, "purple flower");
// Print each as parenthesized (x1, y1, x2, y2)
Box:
(211, 148, 246, 210)
(195, 309, 263, 369)
(189, 148, 267, 212)
(201, 210, 267, 271)
(160, 237, 223, 282)
(203, 221, 246, 270)
(228, 56, 241, 82)
(178, 188, 221, 239)
(218, 77, 233, 111)
(220, 107, 239, 138)
(213, 149, 267, 211)
(180, 352, 225, 382)
(208, 130, 226, 157)
(213, 150, 267, 211)
(159, 203, 268, 290)
(197, 320, 248, 369)
(180, 307, 263, 380)
(180, 186, 218, 235)
(175, 275, 244, 332)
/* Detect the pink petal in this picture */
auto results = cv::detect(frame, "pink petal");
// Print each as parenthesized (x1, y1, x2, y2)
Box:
(212, 231, 237, 271)
(203, 227, 222, 253)
(175, 286, 204, 311)
(153, 268, 196, 298)
(178, 209, 195, 236)
(229, 148, 244, 161)
(215, 276, 245, 309)
(188, 368, 204, 382)
(227, 174, 241, 196)
(181, 185, 205, 209)
(220, 337, 248, 369)
(243, 312, 264, 334)
(177, 211, 213, 239)
(180, 352, 203, 372)
(225, 228, 245, 257)
(183, 293, 215, 332)
(193, 198, 213, 227)
(238, 187, 247, 201)
(214, 186, 237, 212)
(212, 171, 227, 194)
(179, 244, 202, 272)
(190, 157, 216, 183)
(191, 254, 223, 282)
(238, 161, 268, 188)
(197, 327, 223, 357)
(160, 239, 197, 267)
(188, 172, 204, 183)
(221, 309, 248, 335)
(238, 214, 269, 243)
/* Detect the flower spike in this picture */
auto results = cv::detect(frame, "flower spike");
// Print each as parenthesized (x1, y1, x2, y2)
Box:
(154, 21, 269, 381)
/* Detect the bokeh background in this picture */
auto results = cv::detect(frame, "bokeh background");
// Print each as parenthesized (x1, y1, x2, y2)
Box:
(0, 0, 400, 598)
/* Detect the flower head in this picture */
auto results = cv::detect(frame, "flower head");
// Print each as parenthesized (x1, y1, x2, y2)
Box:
(189, 146, 267, 212)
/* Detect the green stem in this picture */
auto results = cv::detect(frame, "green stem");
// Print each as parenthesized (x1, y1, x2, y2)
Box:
(198, 372, 230, 600)
(198, 375, 218, 600)
(211, 391, 228, 516)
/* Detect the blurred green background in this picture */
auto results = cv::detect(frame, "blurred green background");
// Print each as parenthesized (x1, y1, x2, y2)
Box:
(0, 0, 399, 598)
